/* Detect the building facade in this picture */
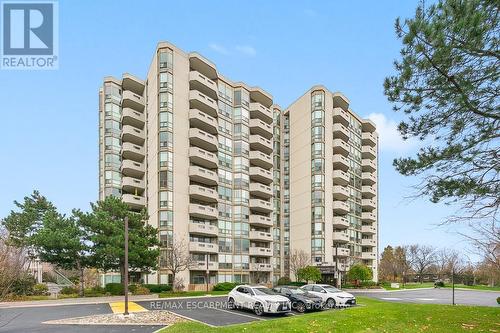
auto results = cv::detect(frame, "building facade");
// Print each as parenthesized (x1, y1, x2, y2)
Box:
(98, 42, 378, 289)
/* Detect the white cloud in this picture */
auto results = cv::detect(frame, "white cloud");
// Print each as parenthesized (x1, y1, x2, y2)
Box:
(366, 113, 418, 152)
(209, 43, 229, 55)
(235, 45, 257, 57)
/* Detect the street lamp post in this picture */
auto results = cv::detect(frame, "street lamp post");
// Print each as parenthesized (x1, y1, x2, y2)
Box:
(206, 253, 209, 292)
(124, 216, 129, 316)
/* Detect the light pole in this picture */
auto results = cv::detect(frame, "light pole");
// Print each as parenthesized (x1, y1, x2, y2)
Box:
(206, 252, 209, 292)
(124, 216, 129, 316)
(451, 266, 455, 306)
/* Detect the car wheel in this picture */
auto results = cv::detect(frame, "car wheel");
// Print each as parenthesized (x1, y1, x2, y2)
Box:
(253, 302, 264, 316)
(326, 298, 336, 309)
(296, 301, 306, 313)
(228, 297, 235, 310)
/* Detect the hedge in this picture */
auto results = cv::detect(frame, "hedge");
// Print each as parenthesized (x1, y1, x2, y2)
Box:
(143, 284, 172, 293)
(213, 282, 238, 291)
(105, 283, 124, 295)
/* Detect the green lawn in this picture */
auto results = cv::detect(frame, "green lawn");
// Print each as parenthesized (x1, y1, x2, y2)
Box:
(159, 290, 228, 298)
(445, 284, 500, 292)
(382, 282, 435, 290)
(161, 297, 499, 333)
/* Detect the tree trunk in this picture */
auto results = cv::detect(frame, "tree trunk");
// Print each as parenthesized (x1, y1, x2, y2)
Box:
(77, 261, 84, 297)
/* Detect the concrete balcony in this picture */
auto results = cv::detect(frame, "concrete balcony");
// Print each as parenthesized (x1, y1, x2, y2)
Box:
(122, 142, 145, 162)
(122, 194, 145, 210)
(332, 139, 350, 157)
(332, 231, 349, 243)
(362, 172, 377, 186)
(362, 252, 377, 260)
(362, 159, 377, 172)
(249, 214, 273, 228)
(332, 154, 349, 172)
(122, 90, 144, 111)
(249, 230, 273, 242)
(249, 118, 273, 139)
(250, 135, 273, 154)
(189, 70, 218, 99)
(361, 238, 377, 247)
(332, 185, 350, 200)
(189, 128, 218, 152)
(189, 203, 218, 220)
(362, 132, 377, 147)
(250, 262, 273, 271)
(334, 247, 350, 257)
(249, 167, 273, 184)
(362, 146, 376, 160)
(249, 246, 273, 257)
(188, 223, 218, 237)
(121, 159, 145, 178)
(249, 182, 273, 199)
(362, 186, 376, 198)
(188, 166, 218, 186)
(122, 125, 145, 145)
(192, 260, 218, 271)
(122, 74, 145, 96)
(189, 147, 218, 169)
(332, 107, 349, 126)
(249, 102, 273, 124)
(333, 200, 350, 214)
(189, 185, 218, 203)
(332, 216, 349, 229)
(189, 241, 218, 254)
(122, 176, 145, 193)
(189, 90, 217, 118)
(249, 151, 273, 169)
(361, 225, 377, 235)
(122, 108, 145, 128)
(362, 199, 376, 211)
(189, 108, 218, 135)
(332, 170, 349, 186)
(362, 212, 376, 223)
(362, 119, 376, 133)
(249, 199, 273, 213)
(332, 124, 349, 142)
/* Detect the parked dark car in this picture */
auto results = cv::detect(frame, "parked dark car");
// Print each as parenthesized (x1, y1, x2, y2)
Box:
(273, 285, 324, 312)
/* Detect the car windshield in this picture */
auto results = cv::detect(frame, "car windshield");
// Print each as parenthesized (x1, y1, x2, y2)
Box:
(324, 286, 341, 293)
(289, 288, 306, 295)
(253, 287, 277, 295)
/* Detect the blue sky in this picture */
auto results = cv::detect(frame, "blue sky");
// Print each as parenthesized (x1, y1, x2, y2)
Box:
(0, 0, 471, 255)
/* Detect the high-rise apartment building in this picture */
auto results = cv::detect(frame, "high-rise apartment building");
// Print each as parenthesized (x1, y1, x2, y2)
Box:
(98, 42, 378, 289)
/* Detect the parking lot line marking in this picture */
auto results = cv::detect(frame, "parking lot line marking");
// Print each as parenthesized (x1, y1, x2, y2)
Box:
(416, 298, 438, 301)
(380, 297, 402, 301)
(212, 307, 266, 321)
(109, 301, 148, 313)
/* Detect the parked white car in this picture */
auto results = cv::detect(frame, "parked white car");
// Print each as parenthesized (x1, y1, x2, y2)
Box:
(228, 285, 291, 316)
(300, 284, 356, 308)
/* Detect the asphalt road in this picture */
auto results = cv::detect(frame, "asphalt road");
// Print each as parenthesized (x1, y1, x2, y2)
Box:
(350, 288, 500, 307)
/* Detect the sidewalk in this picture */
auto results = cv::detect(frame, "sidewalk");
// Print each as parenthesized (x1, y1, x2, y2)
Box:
(0, 294, 159, 309)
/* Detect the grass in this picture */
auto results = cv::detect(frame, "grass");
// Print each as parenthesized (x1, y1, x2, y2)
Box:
(445, 284, 500, 292)
(160, 297, 500, 333)
(382, 282, 435, 290)
(159, 290, 229, 298)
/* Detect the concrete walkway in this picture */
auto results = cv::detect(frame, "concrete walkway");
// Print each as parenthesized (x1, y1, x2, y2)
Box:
(0, 294, 159, 309)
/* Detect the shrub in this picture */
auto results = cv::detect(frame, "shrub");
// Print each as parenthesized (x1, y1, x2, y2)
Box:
(276, 277, 291, 286)
(105, 283, 124, 295)
(497, 297, 500, 305)
(60, 286, 78, 295)
(213, 282, 238, 291)
(132, 285, 150, 295)
(434, 281, 445, 287)
(83, 286, 107, 297)
(10, 274, 36, 296)
(288, 281, 307, 287)
(32, 283, 49, 296)
(297, 266, 322, 283)
(143, 284, 172, 293)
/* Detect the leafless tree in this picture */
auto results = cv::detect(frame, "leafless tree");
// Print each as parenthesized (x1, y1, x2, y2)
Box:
(289, 249, 310, 281)
(434, 248, 461, 278)
(406, 244, 436, 283)
(163, 238, 195, 291)
(0, 228, 29, 300)
(458, 220, 500, 272)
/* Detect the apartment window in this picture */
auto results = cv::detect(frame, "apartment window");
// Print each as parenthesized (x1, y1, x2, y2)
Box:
(159, 72, 173, 91)
(159, 49, 173, 70)
(234, 141, 249, 155)
(311, 174, 324, 189)
(233, 189, 249, 204)
(105, 170, 121, 186)
(311, 238, 324, 252)
(218, 81, 233, 102)
(218, 203, 232, 219)
(159, 191, 173, 209)
(311, 126, 324, 141)
(104, 103, 121, 119)
(218, 237, 232, 253)
(312, 222, 324, 236)
(233, 107, 249, 123)
(233, 123, 249, 139)
(234, 89, 250, 108)
(218, 101, 232, 119)
(311, 158, 324, 174)
(311, 142, 324, 157)
(218, 186, 232, 201)
(159, 151, 172, 168)
(104, 119, 121, 135)
(218, 152, 232, 168)
(311, 91, 325, 110)
(233, 173, 249, 188)
(159, 112, 173, 129)
(104, 137, 121, 151)
(311, 190, 324, 205)
(234, 222, 249, 237)
(218, 118, 232, 135)
(159, 131, 173, 149)
(159, 211, 173, 228)
(218, 254, 233, 269)
(104, 84, 121, 103)
(104, 153, 121, 168)
(159, 170, 172, 189)
(234, 157, 249, 172)
(311, 206, 324, 221)
(218, 136, 232, 152)
(159, 92, 173, 110)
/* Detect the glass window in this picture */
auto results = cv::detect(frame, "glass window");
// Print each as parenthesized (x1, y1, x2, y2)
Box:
(159, 131, 173, 149)
(159, 151, 172, 168)
(159, 92, 173, 110)
(159, 72, 173, 90)
(104, 137, 121, 150)
(159, 191, 173, 209)
(159, 112, 173, 129)
(159, 210, 173, 228)
(159, 49, 173, 69)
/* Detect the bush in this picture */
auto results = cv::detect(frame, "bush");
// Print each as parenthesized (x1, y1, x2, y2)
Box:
(143, 284, 172, 293)
(33, 283, 49, 296)
(213, 282, 238, 291)
(105, 283, 124, 295)
(276, 277, 291, 286)
(434, 281, 445, 287)
(60, 286, 78, 295)
(288, 281, 307, 287)
(83, 286, 107, 297)
(10, 274, 36, 296)
(131, 285, 150, 295)
(497, 297, 500, 305)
